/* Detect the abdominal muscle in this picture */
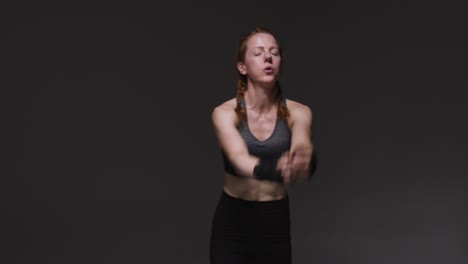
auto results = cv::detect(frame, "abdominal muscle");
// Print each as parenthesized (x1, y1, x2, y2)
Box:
(223, 172, 288, 201)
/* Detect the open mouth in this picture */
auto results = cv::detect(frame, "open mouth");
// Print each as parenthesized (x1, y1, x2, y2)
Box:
(264, 66, 274, 73)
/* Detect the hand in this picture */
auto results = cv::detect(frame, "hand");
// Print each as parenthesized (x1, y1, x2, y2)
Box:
(290, 148, 312, 181)
(276, 151, 295, 184)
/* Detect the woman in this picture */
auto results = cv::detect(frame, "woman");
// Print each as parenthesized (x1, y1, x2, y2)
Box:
(210, 27, 314, 264)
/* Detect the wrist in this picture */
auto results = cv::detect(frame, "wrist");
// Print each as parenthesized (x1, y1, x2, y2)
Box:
(253, 158, 283, 182)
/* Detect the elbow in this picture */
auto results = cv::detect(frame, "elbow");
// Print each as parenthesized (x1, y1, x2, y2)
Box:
(291, 141, 313, 153)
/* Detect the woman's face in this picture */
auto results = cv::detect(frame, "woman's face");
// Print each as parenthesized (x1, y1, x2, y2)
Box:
(238, 32, 281, 86)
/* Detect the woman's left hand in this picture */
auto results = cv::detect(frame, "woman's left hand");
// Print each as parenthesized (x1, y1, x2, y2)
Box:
(277, 151, 295, 184)
(290, 147, 312, 181)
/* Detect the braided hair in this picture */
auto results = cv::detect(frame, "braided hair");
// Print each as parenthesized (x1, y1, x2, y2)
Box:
(235, 27, 290, 122)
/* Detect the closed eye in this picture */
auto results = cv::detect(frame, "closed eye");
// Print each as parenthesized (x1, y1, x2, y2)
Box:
(271, 48, 280, 56)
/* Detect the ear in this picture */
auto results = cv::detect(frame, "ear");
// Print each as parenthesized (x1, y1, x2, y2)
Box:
(237, 61, 247, 75)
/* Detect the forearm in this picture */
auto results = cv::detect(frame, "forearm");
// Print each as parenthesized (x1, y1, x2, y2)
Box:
(230, 154, 259, 178)
(229, 153, 284, 182)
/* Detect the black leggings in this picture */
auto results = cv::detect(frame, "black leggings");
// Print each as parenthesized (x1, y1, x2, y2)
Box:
(209, 191, 291, 264)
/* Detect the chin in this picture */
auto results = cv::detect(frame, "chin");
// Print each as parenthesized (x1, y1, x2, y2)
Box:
(260, 77, 278, 86)
(250, 74, 279, 87)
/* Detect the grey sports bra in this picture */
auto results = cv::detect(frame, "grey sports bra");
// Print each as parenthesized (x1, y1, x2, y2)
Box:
(222, 98, 291, 177)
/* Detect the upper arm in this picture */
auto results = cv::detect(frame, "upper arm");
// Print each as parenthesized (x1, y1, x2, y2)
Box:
(211, 105, 248, 158)
(289, 102, 313, 154)
(211, 104, 258, 177)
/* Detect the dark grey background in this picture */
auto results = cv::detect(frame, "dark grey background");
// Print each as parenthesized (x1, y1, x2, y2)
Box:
(4, 1, 467, 263)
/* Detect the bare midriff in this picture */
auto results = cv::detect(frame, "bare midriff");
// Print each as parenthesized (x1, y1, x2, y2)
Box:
(223, 172, 288, 201)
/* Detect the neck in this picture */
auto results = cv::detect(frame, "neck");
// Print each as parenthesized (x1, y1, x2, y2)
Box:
(244, 81, 278, 114)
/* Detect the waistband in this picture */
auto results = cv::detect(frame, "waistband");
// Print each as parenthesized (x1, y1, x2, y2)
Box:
(220, 190, 289, 206)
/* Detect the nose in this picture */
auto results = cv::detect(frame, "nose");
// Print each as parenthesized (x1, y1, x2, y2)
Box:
(264, 52, 272, 63)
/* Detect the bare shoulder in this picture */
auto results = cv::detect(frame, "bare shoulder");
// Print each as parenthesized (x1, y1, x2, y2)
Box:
(211, 98, 238, 124)
(286, 99, 313, 122)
